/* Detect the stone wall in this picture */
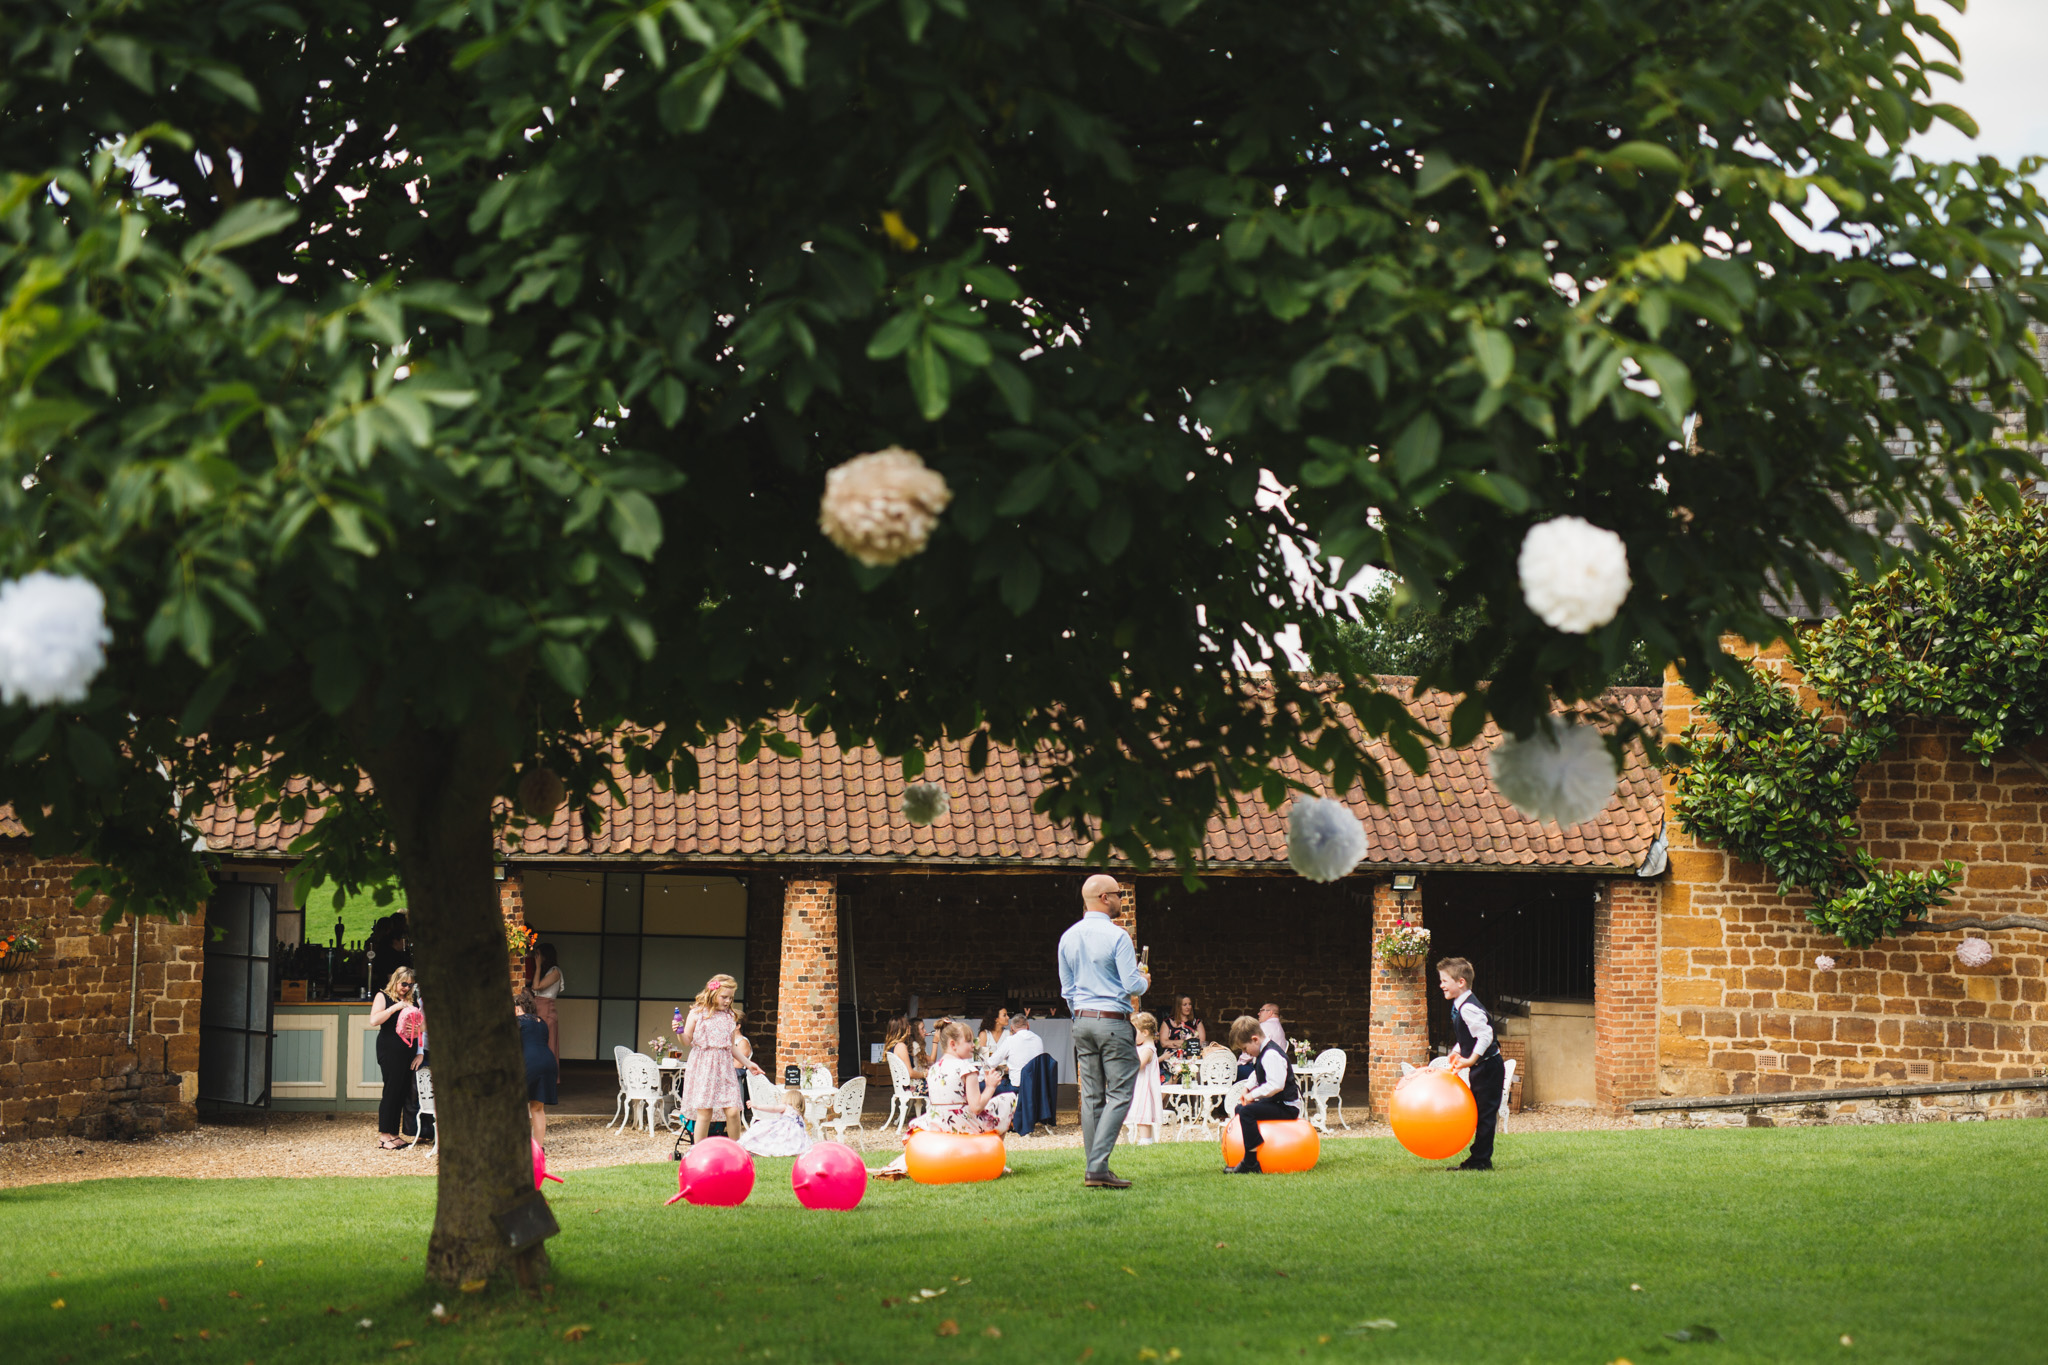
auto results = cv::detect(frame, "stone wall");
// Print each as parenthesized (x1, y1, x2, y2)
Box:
(1660, 645, 2048, 1099)
(1635, 1078, 2048, 1128)
(0, 850, 205, 1141)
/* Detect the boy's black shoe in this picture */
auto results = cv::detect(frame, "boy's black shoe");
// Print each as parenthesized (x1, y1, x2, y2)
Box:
(1225, 1153, 1263, 1175)
(1452, 1159, 1493, 1171)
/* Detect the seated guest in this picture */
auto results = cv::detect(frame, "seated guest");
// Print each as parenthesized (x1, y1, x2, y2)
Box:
(976, 1006, 1011, 1059)
(1259, 1002, 1288, 1050)
(884, 1016, 928, 1095)
(1224, 1014, 1300, 1175)
(988, 1012, 1046, 1080)
(1164, 995, 1207, 1054)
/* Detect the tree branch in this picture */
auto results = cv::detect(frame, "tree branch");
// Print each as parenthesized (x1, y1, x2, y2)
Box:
(1899, 914, 2048, 934)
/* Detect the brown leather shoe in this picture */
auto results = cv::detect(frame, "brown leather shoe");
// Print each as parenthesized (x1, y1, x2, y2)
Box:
(1083, 1170, 1131, 1188)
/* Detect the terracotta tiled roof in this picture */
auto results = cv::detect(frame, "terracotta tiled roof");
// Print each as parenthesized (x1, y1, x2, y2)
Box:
(187, 685, 1665, 872)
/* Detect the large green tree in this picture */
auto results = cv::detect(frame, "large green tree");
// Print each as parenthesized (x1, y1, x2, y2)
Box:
(3, 0, 2043, 1283)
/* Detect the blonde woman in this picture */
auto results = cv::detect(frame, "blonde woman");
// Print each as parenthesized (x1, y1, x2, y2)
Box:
(677, 973, 762, 1143)
(369, 968, 417, 1150)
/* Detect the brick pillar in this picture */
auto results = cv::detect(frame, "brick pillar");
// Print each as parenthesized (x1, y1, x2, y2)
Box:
(776, 875, 840, 1077)
(1366, 879, 1429, 1118)
(1594, 876, 1662, 1113)
(1115, 879, 1141, 1008)
(498, 872, 527, 993)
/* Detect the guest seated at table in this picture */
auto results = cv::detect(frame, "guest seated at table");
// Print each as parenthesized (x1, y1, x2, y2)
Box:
(737, 1083, 815, 1158)
(988, 1012, 1045, 1080)
(874, 1021, 1016, 1178)
(1164, 995, 1207, 1054)
(976, 1006, 1011, 1059)
(1259, 1002, 1289, 1050)
(884, 1015, 928, 1094)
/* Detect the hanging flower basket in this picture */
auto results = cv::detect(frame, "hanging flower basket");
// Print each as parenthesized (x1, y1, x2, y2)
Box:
(0, 928, 43, 972)
(506, 922, 538, 957)
(1373, 919, 1431, 971)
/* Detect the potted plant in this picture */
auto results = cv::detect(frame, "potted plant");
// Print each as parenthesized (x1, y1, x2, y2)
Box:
(1373, 919, 1432, 970)
(0, 926, 41, 971)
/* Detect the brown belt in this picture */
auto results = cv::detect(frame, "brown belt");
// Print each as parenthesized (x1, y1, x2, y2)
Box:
(1073, 1009, 1130, 1020)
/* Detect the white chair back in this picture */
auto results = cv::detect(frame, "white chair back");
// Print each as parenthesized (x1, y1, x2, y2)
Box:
(1498, 1058, 1518, 1131)
(612, 1051, 663, 1135)
(746, 1069, 783, 1114)
(407, 1066, 437, 1154)
(825, 1076, 868, 1143)
(1198, 1047, 1236, 1087)
(885, 1048, 926, 1131)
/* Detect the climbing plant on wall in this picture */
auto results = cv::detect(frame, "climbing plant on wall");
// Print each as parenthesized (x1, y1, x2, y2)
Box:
(1674, 498, 2048, 947)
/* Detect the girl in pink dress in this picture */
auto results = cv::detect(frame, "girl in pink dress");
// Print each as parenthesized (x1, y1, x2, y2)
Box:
(1126, 1011, 1163, 1144)
(678, 974, 759, 1142)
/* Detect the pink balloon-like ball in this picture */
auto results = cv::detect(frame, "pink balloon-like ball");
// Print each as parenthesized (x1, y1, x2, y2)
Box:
(665, 1136, 755, 1207)
(791, 1141, 869, 1211)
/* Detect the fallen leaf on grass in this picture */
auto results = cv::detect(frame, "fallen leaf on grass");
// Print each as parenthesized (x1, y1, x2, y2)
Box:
(1213, 1242, 1227, 1249)
(48, 1271, 60, 1278)
(1319, 1337, 1331, 1345)
(172, 1334, 185, 1343)
(1082, 1301, 1098, 1312)
(1630, 1284, 1643, 1292)
(159, 1298, 172, 1312)
(392, 1341, 415, 1350)
(936, 1319, 959, 1337)
(1122, 1266, 1137, 1276)
(228, 1291, 242, 1299)
(430, 1304, 447, 1321)
(50, 1300, 65, 1310)
(1079, 1352, 1094, 1363)
(324, 1307, 340, 1315)
(459, 1279, 488, 1294)
(1274, 1270, 1289, 1278)
(1840, 1336, 1854, 1347)
(1665, 1326, 1721, 1344)
(917, 1288, 946, 1300)
(255, 1260, 263, 1268)
(358, 1319, 374, 1330)
(198, 1330, 212, 1341)
(950, 1276, 972, 1284)
(563, 1324, 593, 1342)
(1351, 1320, 1398, 1332)
(880, 1299, 900, 1309)
(983, 1327, 1002, 1338)
(1139, 1351, 1159, 1362)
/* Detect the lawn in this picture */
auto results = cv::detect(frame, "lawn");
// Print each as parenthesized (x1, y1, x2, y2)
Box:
(7, 1121, 2046, 1364)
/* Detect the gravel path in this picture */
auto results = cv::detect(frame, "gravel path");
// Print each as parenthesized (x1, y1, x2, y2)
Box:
(0, 1105, 1628, 1189)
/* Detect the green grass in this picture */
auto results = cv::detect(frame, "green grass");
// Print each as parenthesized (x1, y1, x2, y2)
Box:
(8, 1122, 2047, 1364)
(293, 873, 407, 946)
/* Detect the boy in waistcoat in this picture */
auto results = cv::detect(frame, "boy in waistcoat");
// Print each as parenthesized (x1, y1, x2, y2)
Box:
(1437, 957, 1503, 1171)
(1223, 1014, 1300, 1175)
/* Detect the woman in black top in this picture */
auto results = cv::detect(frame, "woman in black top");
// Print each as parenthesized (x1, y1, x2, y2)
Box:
(369, 968, 417, 1150)
(517, 990, 559, 1148)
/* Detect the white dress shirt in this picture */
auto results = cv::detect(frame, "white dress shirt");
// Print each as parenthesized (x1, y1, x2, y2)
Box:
(1243, 1044, 1301, 1114)
(1260, 1016, 1287, 1050)
(991, 1026, 1046, 1075)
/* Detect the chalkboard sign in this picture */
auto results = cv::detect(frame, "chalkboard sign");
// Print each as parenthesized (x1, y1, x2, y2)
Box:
(783, 1064, 802, 1086)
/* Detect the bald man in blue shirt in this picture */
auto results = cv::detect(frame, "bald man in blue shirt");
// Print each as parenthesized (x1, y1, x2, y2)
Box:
(1058, 874, 1150, 1188)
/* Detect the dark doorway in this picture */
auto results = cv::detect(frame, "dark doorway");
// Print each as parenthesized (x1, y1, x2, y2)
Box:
(1423, 875, 1595, 1050)
(199, 880, 276, 1111)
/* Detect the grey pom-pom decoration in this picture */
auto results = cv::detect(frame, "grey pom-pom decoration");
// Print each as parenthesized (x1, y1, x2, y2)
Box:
(901, 781, 951, 825)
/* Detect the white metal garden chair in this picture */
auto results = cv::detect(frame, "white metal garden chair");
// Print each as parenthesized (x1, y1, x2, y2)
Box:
(745, 1068, 783, 1129)
(609, 1045, 636, 1130)
(406, 1066, 438, 1156)
(885, 1050, 927, 1131)
(1306, 1047, 1349, 1132)
(822, 1076, 867, 1145)
(614, 1050, 664, 1135)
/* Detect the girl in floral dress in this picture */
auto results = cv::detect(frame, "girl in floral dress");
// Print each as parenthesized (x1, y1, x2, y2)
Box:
(678, 974, 759, 1144)
(873, 1021, 1015, 1178)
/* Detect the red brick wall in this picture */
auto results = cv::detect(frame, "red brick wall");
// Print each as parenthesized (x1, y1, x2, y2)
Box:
(1660, 645, 2048, 1098)
(1594, 877, 1660, 1111)
(1367, 879, 1428, 1116)
(0, 851, 205, 1141)
(775, 877, 839, 1075)
(499, 874, 526, 992)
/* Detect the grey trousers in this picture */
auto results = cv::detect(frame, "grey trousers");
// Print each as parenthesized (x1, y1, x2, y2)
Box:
(1072, 1016, 1139, 1175)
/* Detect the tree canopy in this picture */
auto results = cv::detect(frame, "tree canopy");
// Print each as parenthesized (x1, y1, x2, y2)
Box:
(4, 0, 2045, 1282)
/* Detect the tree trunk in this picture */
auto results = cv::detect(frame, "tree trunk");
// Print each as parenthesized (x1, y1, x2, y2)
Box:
(360, 717, 546, 1288)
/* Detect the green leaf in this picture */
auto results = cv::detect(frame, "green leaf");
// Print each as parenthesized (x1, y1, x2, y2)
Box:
(928, 323, 992, 367)
(91, 37, 154, 93)
(183, 200, 298, 262)
(67, 725, 116, 786)
(1414, 150, 1461, 198)
(985, 358, 1033, 423)
(1604, 141, 1686, 175)
(1634, 347, 1695, 426)
(1389, 412, 1442, 483)
(963, 265, 1022, 303)
(1000, 551, 1042, 614)
(767, 20, 808, 86)
(195, 64, 262, 111)
(310, 637, 363, 715)
(901, 0, 932, 43)
(908, 337, 952, 421)
(397, 281, 491, 324)
(619, 613, 658, 661)
(1088, 499, 1133, 563)
(649, 375, 689, 427)
(609, 490, 664, 559)
(1469, 325, 1514, 389)
(327, 502, 380, 556)
(866, 311, 922, 361)
(540, 638, 592, 696)
(996, 463, 1058, 517)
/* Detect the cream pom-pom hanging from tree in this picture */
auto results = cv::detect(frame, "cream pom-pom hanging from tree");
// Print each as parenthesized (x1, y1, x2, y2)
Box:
(1518, 516, 1631, 634)
(901, 780, 950, 826)
(0, 571, 113, 707)
(1286, 796, 1369, 883)
(1955, 936, 1994, 968)
(818, 446, 953, 567)
(1489, 715, 1620, 828)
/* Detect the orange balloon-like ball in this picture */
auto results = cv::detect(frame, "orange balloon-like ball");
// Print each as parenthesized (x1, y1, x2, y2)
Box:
(1389, 1069, 1478, 1160)
(904, 1130, 1005, 1184)
(1221, 1117, 1320, 1172)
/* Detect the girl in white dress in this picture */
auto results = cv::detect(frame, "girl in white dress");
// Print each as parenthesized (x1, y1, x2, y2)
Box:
(737, 1085, 815, 1158)
(1126, 1011, 1164, 1144)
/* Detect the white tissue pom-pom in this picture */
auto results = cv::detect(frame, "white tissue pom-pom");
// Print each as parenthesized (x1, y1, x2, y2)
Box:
(0, 571, 112, 706)
(819, 446, 952, 567)
(1518, 516, 1631, 633)
(901, 781, 950, 825)
(1813, 955, 1836, 973)
(1287, 796, 1369, 883)
(1956, 937, 1994, 968)
(1489, 716, 1619, 827)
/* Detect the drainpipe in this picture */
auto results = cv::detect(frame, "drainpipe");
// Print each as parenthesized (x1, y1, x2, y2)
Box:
(127, 913, 141, 1047)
